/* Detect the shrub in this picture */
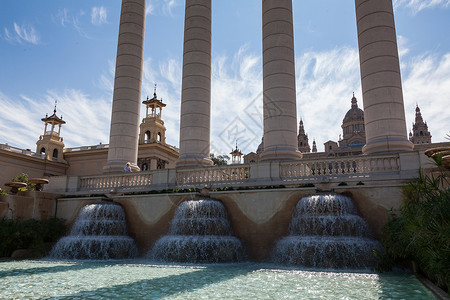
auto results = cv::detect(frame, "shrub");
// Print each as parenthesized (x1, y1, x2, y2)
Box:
(379, 161, 450, 293)
(0, 217, 66, 257)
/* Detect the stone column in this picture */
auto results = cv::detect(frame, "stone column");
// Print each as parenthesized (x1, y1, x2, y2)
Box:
(260, 0, 302, 161)
(104, 0, 146, 173)
(176, 0, 213, 168)
(355, 0, 413, 154)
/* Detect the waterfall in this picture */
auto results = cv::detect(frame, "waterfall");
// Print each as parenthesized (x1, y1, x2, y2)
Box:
(149, 199, 246, 263)
(273, 194, 382, 269)
(49, 202, 138, 259)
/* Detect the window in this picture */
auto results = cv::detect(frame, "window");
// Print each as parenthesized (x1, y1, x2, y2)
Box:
(52, 149, 58, 158)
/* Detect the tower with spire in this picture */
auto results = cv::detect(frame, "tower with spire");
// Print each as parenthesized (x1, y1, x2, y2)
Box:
(297, 119, 311, 153)
(230, 141, 243, 164)
(36, 103, 66, 162)
(139, 85, 167, 145)
(409, 105, 431, 144)
(339, 93, 366, 149)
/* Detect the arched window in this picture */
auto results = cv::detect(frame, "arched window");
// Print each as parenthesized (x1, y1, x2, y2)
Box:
(40, 147, 46, 155)
(145, 131, 151, 143)
(141, 163, 148, 171)
(52, 149, 58, 159)
(157, 132, 162, 142)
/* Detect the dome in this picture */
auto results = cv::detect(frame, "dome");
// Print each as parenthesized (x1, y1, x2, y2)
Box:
(343, 94, 364, 124)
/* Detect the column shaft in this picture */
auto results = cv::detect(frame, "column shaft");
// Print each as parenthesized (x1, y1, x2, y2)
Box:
(104, 0, 146, 173)
(355, 0, 413, 154)
(260, 0, 302, 161)
(176, 0, 213, 168)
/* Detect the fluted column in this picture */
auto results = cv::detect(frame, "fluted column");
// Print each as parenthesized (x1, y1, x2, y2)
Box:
(104, 0, 146, 173)
(176, 0, 213, 168)
(355, 0, 413, 154)
(260, 0, 302, 161)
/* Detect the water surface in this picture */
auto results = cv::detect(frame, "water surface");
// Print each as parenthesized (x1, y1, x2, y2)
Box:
(0, 260, 435, 299)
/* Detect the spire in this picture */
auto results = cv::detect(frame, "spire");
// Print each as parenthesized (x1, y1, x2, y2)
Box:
(153, 83, 157, 98)
(351, 92, 358, 109)
(312, 139, 317, 153)
(298, 118, 305, 134)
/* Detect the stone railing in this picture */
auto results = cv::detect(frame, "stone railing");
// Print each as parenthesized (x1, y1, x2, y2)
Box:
(45, 152, 422, 195)
(176, 165, 250, 187)
(280, 155, 400, 180)
(78, 173, 152, 193)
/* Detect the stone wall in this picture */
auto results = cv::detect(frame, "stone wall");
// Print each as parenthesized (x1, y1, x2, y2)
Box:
(53, 184, 405, 260)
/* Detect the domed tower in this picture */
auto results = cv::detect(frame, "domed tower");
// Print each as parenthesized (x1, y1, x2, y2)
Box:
(139, 86, 167, 145)
(230, 142, 243, 165)
(297, 119, 311, 153)
(409, 105, 431, 144)
(36, 104, 66, 162)
(340, 93, 366, 149)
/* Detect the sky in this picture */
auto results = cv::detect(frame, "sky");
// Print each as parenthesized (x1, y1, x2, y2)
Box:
(0, 0, 449, 156)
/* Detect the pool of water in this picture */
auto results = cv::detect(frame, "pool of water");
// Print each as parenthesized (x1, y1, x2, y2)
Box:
(0, 260, 435, 299)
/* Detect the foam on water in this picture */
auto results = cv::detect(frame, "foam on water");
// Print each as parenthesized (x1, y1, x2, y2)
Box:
(273, 194, 382, 269)
(49, 202, 138, 259)
(149, 199, 246, 263)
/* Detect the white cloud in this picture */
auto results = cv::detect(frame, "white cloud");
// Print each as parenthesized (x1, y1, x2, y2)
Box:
(402, 52, 450, 141)
(56, 8, 69, 27)
(91, 7, 108, 25)
(147, 0, 179, 16)
(1, 45, 448, 155)
(394, 0, 450, 14)
(3, 23, 39, 45)
(295, 47, 361, 151)
(0, 90, 111, 150)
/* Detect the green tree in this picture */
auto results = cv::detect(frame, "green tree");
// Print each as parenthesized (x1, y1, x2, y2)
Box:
(379, 153, 450, 294)
(210, 154, 230, 166)
(11, 173, 34, 191)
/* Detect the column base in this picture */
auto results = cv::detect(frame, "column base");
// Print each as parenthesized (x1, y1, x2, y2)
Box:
(362, 136, 414, 155)
(260, 146, 303, 161)
(103, 161, 140, 174)
(175, 155, 214, 169)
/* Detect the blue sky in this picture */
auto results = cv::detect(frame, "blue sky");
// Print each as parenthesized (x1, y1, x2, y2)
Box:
(0, 0, 449, 155)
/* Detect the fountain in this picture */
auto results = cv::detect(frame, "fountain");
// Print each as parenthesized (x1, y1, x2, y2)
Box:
(149, 198, 246, 263)
(49, 202, 138, 259)
(273, 194, 382, 269)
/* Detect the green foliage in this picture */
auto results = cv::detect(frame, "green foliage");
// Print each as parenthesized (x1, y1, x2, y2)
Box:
(379, 166, 450, 292)
(0, 189, 7, 195)
(0, 217, 66, 258)
(210, 154, 230, 166)
(11, 173, 35, 191)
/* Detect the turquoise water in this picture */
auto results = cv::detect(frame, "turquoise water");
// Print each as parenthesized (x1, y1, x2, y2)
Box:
(0, 260, 435, 299)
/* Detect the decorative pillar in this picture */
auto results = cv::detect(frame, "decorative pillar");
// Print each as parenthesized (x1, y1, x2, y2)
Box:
(104, 0, 146, 173)
(260, 0, 302, 161)
(355, 0, 413, 154)
(176, 0, 213, 168)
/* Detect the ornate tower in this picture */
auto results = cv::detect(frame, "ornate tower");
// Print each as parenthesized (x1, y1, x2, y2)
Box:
(139, 88, 167, 145)
(340, 93, 366, 148)
(297, 119, 311, 153)
(230, 143, 243, 165)
(36, 105, 66, 163)
(409, 105, 432, 144)
(312, 140, 317, 153)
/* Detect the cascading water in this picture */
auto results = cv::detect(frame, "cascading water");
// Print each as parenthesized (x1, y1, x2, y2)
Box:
(49, 202, 138, 259)
(273, 194, 382, 269)
(149, 199, 246, 263)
